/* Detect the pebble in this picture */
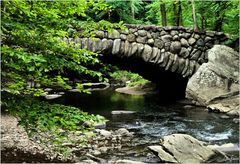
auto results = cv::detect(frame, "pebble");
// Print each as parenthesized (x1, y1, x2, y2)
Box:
(92, 150, 101, 156)
(233, 118, 240, 123)
(183, 105, 194, 109)
(220, 115, 230, 119)
(45, 94, 62, 100)
(99, 147, 108, 153)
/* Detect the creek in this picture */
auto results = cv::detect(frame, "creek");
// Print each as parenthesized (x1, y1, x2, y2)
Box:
(51, 87, 239, 163)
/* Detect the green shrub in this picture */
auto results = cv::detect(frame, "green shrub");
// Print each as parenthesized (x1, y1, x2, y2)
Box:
(110, 70, 149, 87)
(4, 95, 107, 133)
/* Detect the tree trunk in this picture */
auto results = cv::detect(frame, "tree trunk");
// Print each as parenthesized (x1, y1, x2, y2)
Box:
(177, 0, 182, 26)
(160, 0, 167, 26)
(173, 0, 177, 25)
(191, 0, 198, 31)
(130, 0, 135, 19)
(173, 0, 182, 26)
(201, 16, 204, 31)
(213, 1, 226, 31)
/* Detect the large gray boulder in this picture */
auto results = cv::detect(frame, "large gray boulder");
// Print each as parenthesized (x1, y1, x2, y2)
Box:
(186, 45, 239, 115)
(148, 134, 227, 163)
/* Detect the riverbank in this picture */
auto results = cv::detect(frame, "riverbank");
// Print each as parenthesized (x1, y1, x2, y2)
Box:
(115, 84, 157, 96)
(1, 114, 140, 163)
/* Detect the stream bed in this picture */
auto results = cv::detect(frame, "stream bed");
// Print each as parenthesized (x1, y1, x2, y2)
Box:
(52, 87, 239, 163)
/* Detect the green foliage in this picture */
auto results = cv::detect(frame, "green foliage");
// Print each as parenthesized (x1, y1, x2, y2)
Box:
(2, 92, 107, 157)
(145, 0, 161, 25)
(106, 0, 145, 24)
(107, 0, 238, 39)
(4, 94, 107, 133)
(1, 0, 123, 95)
(110, 70, 149, 87)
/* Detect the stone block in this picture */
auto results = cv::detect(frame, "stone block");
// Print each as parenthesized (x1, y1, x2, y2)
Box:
(136, 36, 147, 43)
(170, 41, 181, 54)
(159, 52, 170, 67)
(147, 38, 154, 45)
(120, 34, 127, 40)
(165, 53, 175, 71)
(137, 43, 144, 57)
(81, 38, 89, 49)
(142, 44, 152, 62)
(180, 38, 189, 47)
(102, 39, 113, 52)
(154, 39, 164, 49)
(150, 47, 160, 63)
(127, 34, 136, 42)
(190, 50, 202, 60)
(95, 31, 105, 38)
(170, 30, 179, 36)
(161, 35, 172, 42)
(138, 30, 147, 37)
(170, 54, 179, 72)
(196, 38, 205, 47)
(130, 42, 138, 56)
(176, 57, 185, 74)
(108, 29, 120, 39)
(182, 58, 189, 76)
(188, 38, 196, 45)
(112, 39, 121, 55)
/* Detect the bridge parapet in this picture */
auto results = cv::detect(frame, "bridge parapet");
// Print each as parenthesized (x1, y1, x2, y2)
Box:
(65, 24, 228, 78)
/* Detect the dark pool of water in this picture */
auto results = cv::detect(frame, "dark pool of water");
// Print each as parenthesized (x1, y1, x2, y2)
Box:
(52, 88, 239, 162)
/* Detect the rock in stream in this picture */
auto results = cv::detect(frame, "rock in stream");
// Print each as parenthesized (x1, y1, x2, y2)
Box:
(148, 134, 227, 163)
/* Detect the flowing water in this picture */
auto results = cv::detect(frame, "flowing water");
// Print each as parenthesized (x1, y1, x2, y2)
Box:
(53, 87, 239, 163)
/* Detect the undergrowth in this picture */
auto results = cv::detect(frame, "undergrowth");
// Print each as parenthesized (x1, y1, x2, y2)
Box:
(110, 70, 150, 87)
(2, 92, 107, 159)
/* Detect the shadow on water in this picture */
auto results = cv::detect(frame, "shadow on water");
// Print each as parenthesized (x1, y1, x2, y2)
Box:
(51, 88, 239, 162)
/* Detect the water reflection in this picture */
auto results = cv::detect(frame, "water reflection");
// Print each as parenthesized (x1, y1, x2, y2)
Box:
(53, 88, 239, 145)
(52, 88, 239, 161)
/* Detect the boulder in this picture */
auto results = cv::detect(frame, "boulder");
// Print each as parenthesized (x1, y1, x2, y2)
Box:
(208, 143, 240, 153)
(186, 45, 239, 115)
(148, 134, 227, 163)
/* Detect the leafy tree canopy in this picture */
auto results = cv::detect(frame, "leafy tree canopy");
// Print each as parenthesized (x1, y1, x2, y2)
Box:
(1, 0, 122, 95)
(107, 0, 238, 39)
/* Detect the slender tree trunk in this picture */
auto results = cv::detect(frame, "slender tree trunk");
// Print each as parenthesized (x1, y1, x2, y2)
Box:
(177, 0, 182, 26)
(160, 0, 167, 26)
(191, 0, 198, 31)
(201, 16, 204, 31)
(173, 0, 177, 25)
(130, 0, 135, 19)
(213, 1, 226, 31)
(173, 0, 182, 26)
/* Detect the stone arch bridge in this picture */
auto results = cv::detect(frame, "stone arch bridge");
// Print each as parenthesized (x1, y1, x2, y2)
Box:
(66, 24, 228, 99)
